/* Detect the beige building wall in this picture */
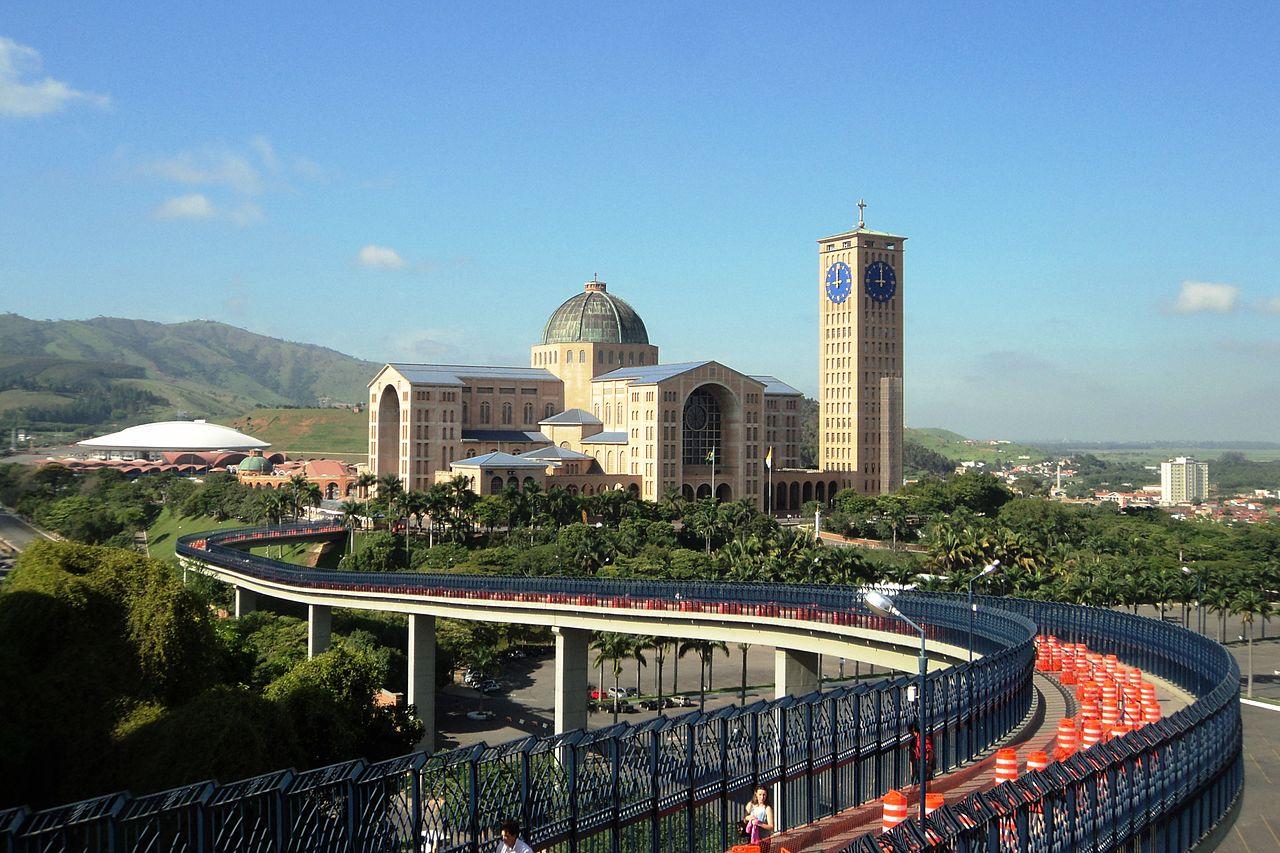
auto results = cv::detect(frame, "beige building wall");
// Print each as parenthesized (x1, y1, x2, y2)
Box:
(368, 368, 466, 492)
(817, 223, 906, 494)
(532, 341, 658, 412)
(764, 391, 803, 469)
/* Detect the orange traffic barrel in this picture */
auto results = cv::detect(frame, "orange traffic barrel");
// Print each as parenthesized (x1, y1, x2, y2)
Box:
(1142, 702, 1162, 723)
(1026, 750, 1049, 772)
(925, 792, 945, 815)
(882, 790, 909, 832)
(1056, 717, 1079, 754)
(1081, 719, 1104, 748)
(994, 748, 1019, 783)
(1061, 669, 1077, 685)
(1110, 723, 1132, 741)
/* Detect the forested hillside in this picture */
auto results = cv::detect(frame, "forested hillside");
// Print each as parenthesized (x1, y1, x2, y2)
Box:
(0, 314, 377, 434)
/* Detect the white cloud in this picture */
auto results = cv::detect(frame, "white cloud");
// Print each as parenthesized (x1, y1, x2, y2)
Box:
(142, 147, 263, 195)
(1172, 281, 1239, 315)
(250, 135, 278, 172)
(228, 201, 264, 227)
(0, 36, 110, 117)
(153, 193, 215, 220)
(358, 244, 406, 270)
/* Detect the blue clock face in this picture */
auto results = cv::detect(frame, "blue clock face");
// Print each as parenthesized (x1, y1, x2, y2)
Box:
(825, 261, 852, 304)
(864, 261, 897, 303)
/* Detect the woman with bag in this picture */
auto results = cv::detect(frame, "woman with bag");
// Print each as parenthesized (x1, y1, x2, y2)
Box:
(743, 787, 775, 843)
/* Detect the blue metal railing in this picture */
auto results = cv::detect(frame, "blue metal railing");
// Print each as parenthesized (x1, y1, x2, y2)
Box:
(0, 523, 1241, 852)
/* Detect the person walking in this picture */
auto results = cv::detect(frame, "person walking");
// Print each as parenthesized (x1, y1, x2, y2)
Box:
(909, 720, 936, 784)
(498, 819, 533, 853)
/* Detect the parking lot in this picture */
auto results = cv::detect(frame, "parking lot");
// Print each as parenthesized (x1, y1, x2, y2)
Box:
(436, 642, 885, 750)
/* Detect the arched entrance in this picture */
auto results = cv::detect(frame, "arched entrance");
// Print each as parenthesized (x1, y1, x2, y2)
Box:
(681, 484, 695, 501)
(325, 483, 339, 500)
(802, 482, 813, 505)
(376, 385, 400, 479)
(815, 482, 825, 504)
(829, 481, 839, 502)
(774, 482, 787, 512)
(789, 482, 800, 509)
(696, 484, 712, 499)
(715, 483, 731, 502)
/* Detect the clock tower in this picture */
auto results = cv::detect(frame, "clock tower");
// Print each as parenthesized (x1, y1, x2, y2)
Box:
(818, 202, 905, 494)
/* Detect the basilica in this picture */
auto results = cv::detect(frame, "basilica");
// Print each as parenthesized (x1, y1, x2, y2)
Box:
(368, 215, 905, 511)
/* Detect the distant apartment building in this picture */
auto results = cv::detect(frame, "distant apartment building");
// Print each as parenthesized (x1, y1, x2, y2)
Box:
(1160, 457, 1209, 505)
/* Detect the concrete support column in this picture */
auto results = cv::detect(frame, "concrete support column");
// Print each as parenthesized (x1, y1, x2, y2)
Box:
(234, 586, 258, 618)
(408, 614, 436, 751)
(307, 604, 331, 658)
(774, 648, 820, 700)
(554, 626, 590, 734)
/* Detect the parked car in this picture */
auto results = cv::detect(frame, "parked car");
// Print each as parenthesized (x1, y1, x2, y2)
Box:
(640, 697, 677, 711)
(466, 710, 495, 721)
(606, 687, 628, 698)
(587, 699, 601, 713)
(672, 695, 697, 707)
(589, 689, 603, 700)
(624, 687, 639, 697)
(478, 679, 501, 694)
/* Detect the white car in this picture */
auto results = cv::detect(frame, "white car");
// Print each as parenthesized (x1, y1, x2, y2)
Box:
(466, 710, 495, 721)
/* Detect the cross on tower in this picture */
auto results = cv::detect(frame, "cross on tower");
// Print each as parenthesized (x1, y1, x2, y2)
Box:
(857, 198, 867, 229)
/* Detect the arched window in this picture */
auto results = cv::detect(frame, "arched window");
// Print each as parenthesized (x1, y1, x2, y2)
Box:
(524, 402, 534, 424)
(462, 402, 468, 423)
(479, 402, 490, 424)
(490, 476, 503, 493)
(523, 476, 536, 489)
(681, 386, 723, 466)
(579, 349, 585, 362)
(502, 402, 512, 425)
(628, 352, 634, 364)
(507, 476, 519, 489)
(598, 351, 604, 363)
(566, 350, 574, 363)
(639, 353, 645, 364)
(604, 404, 611, 422)
(607, 450, 614, 469)
(544, 402, 555, 418)
(608, 351, 614, 364)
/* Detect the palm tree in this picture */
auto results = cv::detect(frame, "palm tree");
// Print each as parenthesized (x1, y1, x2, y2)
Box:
(356, 472, 378, 500)
(630, 638, 649, 702)
(294, 480, 322, 521)
(1203, 585, 1233, 643)
(591, 633, 633, 723)
(679, 639, 728, 711)
(423, 484, 451, 548)
(646, 638, 671, 709)
(338, 500, 363, 554)
(1232, 591, 1272, 698)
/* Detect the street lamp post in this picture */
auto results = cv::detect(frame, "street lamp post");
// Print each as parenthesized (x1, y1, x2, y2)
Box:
(966, 560, 999, 756)
(1182, 565, 1203, 635)
(865, 590, 930, 824)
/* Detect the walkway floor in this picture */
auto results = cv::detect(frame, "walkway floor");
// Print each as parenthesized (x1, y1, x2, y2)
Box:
(767, 670, 1188, 853)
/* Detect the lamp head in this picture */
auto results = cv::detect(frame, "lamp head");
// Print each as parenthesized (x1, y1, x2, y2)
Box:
(981, 560, 1000, 577)
(1181, 565, 1192, 575)
(863, 590, 899, 618)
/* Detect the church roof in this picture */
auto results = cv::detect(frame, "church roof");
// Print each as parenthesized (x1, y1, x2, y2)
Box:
(78, 420, 269, 451)
(592, 361, 712, 385)
(539, 408, 602, 426)
(384, 363, 556, 386)
(451, 452, 549, 469)
(541, 279, 649, 345)
(461, 429, 549, 443)
(518, 446, 594, 461)
(580, 431, 629, 444)
(750, 375, 804, 396)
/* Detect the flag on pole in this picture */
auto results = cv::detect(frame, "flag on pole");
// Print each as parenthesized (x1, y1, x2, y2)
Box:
(764, 446, 773, 469)
(706, 448, 716, 464)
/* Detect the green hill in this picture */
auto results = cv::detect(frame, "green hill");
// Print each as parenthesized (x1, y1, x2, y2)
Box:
(229, 408, 368, 458)
(0, 314, 378, 435)
(908, 427, 1048, 463)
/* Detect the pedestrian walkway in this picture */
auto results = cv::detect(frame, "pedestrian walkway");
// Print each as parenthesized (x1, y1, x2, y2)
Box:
(767, 669, 1189, 853)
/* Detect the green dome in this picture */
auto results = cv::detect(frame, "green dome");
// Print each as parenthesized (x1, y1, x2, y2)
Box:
(239, 454, 272, 473)
(542, 279, 649, 346)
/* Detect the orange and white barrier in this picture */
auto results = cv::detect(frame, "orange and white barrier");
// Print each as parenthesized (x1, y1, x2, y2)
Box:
(882, 790, 909, 832)
(925, 792, 945, 815)
(1026, 750, 1049, 772)
(994, 748, 1019, 784)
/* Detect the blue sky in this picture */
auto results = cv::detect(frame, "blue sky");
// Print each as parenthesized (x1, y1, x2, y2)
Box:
(2, 3, 1278, 441)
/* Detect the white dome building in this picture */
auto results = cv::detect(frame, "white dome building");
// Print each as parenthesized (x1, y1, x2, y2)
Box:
(78, 419, 270, 460)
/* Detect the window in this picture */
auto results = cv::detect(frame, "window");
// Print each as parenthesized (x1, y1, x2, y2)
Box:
(682, 387, 722, 466)
(579, 349, 585, 362)
(524, 402, 534, 424)
(544, 402, 555, 418)
(502, 402, 512, 425)
(566, 350, 574, 363)
(480, 402, 491, 424)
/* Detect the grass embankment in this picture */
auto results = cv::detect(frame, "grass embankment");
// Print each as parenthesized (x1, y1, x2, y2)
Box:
(145, 507, 244, 562)
(229, 408, 366, 459)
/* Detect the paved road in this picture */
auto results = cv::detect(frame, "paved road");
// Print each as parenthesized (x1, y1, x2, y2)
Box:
(0, 506, 50, 552)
